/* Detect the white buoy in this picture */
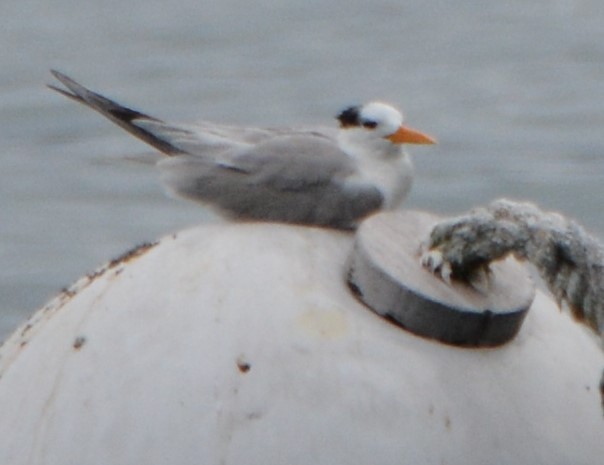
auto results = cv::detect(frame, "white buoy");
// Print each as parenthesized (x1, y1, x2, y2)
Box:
(0, 222, 602, 465)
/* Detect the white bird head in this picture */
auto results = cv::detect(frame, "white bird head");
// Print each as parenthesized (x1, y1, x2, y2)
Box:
(336, 102, 436, 147)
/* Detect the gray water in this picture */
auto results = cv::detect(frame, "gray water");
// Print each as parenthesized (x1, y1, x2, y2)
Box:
(1, 0, 603, 339)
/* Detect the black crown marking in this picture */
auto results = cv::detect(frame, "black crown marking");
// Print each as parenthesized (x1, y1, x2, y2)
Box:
(336, 105, 361, 128)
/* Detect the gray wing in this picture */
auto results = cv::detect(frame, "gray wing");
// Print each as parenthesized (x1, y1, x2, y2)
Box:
(159, 135, 384, 229)
(48, 70, 335, 158)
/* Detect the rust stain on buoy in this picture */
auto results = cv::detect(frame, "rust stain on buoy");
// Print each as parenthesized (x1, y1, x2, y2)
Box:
(63, 241, 159, 310)
(73, 336, 86, 350)
(107, 241, 158, 270)
(236, 356, 251, 373)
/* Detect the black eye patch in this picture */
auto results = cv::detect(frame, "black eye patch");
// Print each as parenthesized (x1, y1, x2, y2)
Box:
(362, 120, 377, 129)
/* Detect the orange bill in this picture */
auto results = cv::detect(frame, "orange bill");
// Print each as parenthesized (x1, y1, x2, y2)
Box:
(386, 125, 437, 145)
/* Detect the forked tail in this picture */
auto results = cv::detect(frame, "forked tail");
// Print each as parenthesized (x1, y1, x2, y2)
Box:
(49, 70, 187, 155)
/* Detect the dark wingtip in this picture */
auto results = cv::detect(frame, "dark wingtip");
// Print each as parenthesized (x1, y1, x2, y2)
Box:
(48, 69, 153, 121)
(47, 69, 182, 155)
(48, 70, 78, 98)
(47, 83, 84, 102)
(48, 70, 92, 97)
(46, 83, 68, 95)
(49, 69, 76, 88)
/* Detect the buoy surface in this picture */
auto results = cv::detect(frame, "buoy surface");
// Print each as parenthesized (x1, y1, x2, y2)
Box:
(0, 222, 602, 465)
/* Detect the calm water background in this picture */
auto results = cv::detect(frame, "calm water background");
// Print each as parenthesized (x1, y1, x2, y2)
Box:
(1, 0, 603, 339)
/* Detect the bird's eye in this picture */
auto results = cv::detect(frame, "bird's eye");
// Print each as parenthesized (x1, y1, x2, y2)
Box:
(362, 120, 377, 129)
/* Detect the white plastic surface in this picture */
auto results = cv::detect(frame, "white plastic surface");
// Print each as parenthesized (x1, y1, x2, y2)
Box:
(0, 223, 602, 465)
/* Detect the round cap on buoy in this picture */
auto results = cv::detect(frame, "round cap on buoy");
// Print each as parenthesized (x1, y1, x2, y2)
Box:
(347, 211, 535, 347)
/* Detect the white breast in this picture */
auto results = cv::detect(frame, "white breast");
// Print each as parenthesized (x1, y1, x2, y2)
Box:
(338, 132, 414, 208)
(352, 153, 414, 208)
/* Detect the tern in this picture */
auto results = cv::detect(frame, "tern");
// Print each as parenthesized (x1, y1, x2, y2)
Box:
(49, 70, 436, 229)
